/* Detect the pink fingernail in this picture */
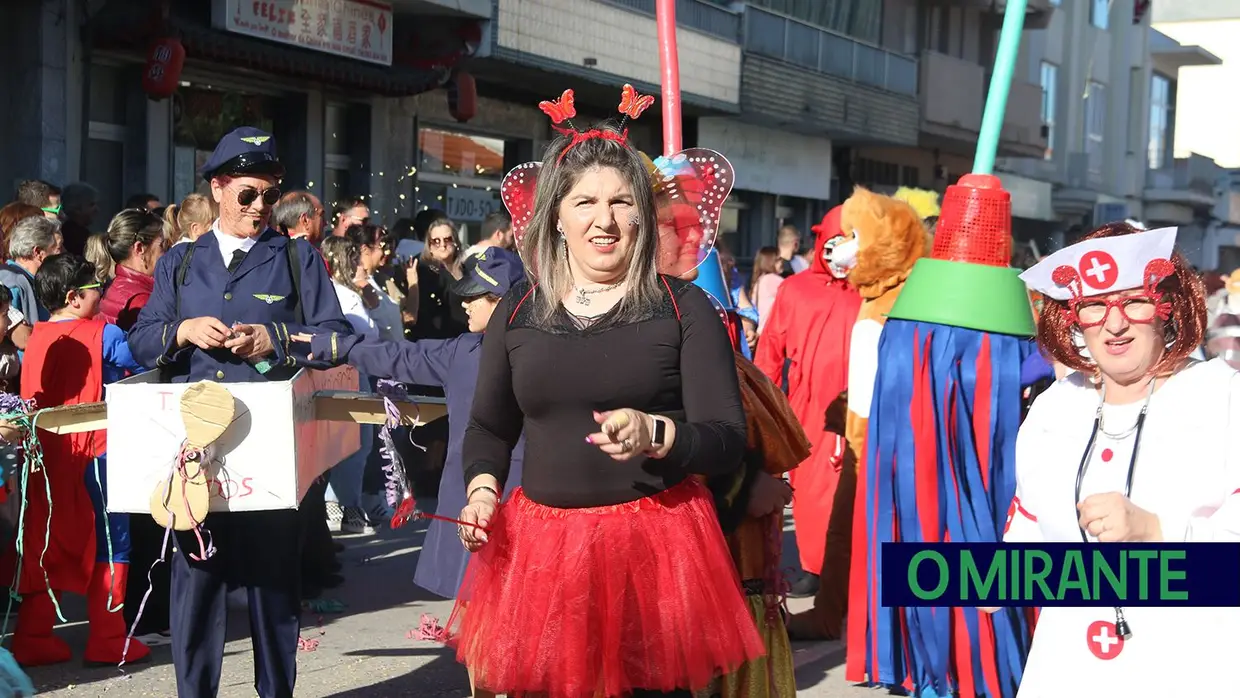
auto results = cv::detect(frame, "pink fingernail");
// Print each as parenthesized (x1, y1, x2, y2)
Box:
(585, 436, 593, 444)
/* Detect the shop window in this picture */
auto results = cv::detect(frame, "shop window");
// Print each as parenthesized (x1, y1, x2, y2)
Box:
(415, 127, 507, 243)
(171, 84, 277, 202)
(418, 127, 505, 179)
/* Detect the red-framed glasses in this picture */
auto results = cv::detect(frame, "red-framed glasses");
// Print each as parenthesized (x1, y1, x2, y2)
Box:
(1070, 295, 1161, 328)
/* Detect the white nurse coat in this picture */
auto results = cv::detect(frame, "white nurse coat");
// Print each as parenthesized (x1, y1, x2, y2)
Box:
(1005, 358, 1240, 697)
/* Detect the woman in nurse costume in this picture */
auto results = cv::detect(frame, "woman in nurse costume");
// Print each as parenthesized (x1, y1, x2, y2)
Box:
(1000, 221, 1240, 696)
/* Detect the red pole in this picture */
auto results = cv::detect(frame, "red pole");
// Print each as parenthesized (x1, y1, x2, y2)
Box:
(655, 0, 682, 156)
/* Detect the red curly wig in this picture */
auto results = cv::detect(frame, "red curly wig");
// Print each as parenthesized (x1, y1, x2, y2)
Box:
(1037, 221, 1206, 377)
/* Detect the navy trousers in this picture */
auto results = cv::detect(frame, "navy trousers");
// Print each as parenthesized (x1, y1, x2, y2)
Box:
(170, 510, 301, 698)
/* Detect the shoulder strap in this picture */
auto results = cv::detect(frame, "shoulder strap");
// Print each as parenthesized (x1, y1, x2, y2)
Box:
(660, 276, 682, 324)
(287, 239, 304, 324)
(507, 284, 537, 327)
(173, 244, 197, 319)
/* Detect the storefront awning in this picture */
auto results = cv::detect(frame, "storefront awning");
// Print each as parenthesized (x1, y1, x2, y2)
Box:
(89, 0, 449, 98)
(170, 20, 446, 97)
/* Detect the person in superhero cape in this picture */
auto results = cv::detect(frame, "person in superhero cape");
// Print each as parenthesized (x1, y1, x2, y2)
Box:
(1, 254, 155, 669)
(753, 207, 860, 604)
(852, 174, 1037, 698)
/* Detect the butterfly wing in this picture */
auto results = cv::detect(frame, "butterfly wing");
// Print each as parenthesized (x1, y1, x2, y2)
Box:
(500, 161, 541, 248)
(653, 148, 735, 278)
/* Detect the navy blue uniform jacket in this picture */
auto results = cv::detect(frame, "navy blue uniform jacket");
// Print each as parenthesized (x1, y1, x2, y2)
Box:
(128, 230, 351, 383)
(339, 332, 525, 599)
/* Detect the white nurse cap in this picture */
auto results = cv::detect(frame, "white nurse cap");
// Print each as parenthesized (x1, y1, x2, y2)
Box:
(1019, 227, 1177, 302)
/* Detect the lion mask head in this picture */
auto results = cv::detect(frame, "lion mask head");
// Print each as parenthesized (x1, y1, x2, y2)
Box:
(830, 186, 932, 299)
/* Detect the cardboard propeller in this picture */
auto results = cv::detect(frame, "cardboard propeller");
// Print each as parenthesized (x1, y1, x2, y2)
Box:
(149, 381, 236, 531)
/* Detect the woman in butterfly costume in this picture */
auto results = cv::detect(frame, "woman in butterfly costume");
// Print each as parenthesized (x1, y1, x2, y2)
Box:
(999, 222, 1240, 696)
(444, 84, 764, 698)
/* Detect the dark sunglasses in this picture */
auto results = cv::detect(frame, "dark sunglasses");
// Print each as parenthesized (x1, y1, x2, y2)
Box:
(237, 187, 282, 207)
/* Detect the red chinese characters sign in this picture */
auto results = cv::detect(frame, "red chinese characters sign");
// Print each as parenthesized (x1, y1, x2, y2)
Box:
(212, 0, 393, 66)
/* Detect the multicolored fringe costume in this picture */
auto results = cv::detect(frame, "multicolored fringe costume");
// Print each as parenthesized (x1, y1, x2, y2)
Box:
(850, 175, 1037, 697)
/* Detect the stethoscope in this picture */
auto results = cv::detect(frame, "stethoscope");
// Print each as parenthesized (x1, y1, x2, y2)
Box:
(1072, 377, 1156, 641)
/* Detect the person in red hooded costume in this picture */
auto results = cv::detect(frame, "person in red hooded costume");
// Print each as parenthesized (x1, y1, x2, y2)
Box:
(753, 206, 860, 606)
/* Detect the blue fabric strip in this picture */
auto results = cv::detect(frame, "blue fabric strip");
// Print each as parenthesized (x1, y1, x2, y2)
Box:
(865, 319, 1033, 698)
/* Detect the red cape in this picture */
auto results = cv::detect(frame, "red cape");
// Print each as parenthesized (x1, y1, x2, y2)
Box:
(3, 318, 105, 595)
(754, 268, 860, 574)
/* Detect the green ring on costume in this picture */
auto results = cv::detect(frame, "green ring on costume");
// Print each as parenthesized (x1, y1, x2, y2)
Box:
(886, 258, 1036, 337)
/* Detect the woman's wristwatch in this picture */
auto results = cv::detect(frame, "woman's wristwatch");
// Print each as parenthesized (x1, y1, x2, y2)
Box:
(646, 415, 666, 455)
(468, 485, 501, 502)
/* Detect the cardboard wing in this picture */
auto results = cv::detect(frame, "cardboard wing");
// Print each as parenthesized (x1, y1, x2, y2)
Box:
(91, 366, 445, 515)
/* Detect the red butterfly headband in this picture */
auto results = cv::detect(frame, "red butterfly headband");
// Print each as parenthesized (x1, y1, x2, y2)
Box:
(500, 83, 734, 279)
(539, 84, 655, 163)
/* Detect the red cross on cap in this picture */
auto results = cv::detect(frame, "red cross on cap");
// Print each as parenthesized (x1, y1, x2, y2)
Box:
(1086, 619, 1124, 660)
(1078, 251, 1119, 290)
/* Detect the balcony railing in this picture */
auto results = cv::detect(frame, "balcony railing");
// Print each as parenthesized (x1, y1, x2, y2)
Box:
(741, 5, 918, 97)
(600, 0, 742, 42)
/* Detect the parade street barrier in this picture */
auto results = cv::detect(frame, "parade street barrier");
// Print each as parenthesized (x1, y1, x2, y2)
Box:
(26, 366, 445, 514)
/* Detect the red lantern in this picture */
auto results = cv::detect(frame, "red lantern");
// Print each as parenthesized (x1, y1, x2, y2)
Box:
(447, 71, 477, 123)
(142, 37, 185, 101)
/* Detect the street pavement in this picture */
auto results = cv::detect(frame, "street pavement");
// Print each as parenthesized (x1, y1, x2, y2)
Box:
(13, 505, 877, 697)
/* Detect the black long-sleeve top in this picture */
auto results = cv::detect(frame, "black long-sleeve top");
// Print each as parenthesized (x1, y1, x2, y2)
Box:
(462, 276, 747, 508)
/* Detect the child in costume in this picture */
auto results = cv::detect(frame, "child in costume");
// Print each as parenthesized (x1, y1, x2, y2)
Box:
(5, 253, 150, 667)
(753, 206, 860, 604)
(857, 174, 1036, 697)
(295, 247, 526, 601)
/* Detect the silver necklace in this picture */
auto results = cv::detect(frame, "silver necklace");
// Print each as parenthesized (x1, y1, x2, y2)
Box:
(572, 280, 622, 306)
(1096, 380, 1155, 440)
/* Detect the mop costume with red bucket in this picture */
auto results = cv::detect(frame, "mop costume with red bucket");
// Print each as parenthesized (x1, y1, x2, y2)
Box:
(754, 207, 860, 578)
(442, 84, 764, 698)
(850, 175, 1035, 698)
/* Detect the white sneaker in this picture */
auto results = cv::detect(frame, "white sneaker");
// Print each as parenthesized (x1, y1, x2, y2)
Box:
(341, 506, 375, 535)
(325, 501, 343, 532)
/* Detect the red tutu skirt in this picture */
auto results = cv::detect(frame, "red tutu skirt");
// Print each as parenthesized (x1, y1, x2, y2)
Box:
(445, 478, 766, 698)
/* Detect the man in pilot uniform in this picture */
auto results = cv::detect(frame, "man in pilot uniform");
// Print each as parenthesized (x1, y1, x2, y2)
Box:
(128, 126, 352, 698)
